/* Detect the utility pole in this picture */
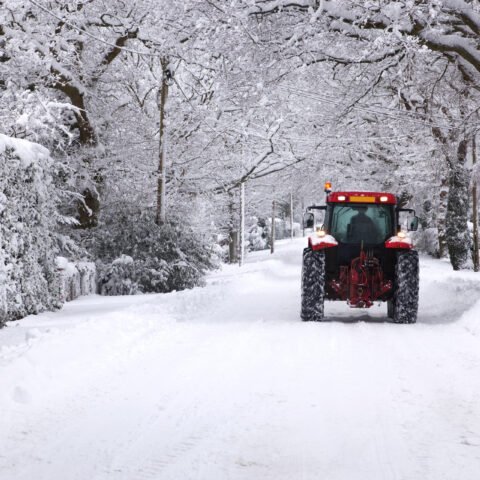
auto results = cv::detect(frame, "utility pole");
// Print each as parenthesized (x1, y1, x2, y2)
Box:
(290, 191, 294, 240)
(271, 200, 276, 254)
(239, 182, 245, 266)
(302, 197, 306, 237)
(156, 58, 171, 226)
(473, 135, 479, 271)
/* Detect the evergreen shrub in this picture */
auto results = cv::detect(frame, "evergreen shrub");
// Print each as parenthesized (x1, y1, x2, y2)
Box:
(89, 209, 219, 296)
(0, 135, 63, 323)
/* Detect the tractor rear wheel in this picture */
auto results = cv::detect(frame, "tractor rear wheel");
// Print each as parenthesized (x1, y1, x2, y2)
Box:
(392, 250, 419, 324)
(301, 248, 326, 321)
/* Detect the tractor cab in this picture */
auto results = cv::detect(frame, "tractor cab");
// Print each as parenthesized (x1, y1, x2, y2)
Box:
(301, 183, 420, 323)
(329, 200, 393, 245)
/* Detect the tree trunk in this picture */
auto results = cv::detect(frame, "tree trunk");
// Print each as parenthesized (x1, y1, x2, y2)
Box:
(77, 188, 100, 229)
(229, 231, 239, 264)
(51, 31, 138, 228)
(54, 77, 102, 228)
(156, 58, 170, 226)
(472, 136, 479, 271)
(227, 191, 238, 264)
(437, 172, 449, 258)
(446, 139, 471, 270)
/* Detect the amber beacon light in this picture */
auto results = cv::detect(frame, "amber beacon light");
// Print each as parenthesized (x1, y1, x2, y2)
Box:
(324, 182, 332, 193)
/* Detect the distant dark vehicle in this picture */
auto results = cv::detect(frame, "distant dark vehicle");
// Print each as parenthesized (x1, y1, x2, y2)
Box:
(301, 184, 419, 323)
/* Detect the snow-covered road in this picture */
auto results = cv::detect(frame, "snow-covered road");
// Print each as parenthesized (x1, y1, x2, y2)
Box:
(2, 239, 480, 480)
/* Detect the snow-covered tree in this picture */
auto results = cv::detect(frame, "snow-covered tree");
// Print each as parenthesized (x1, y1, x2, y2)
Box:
(241, 0, 480, 267)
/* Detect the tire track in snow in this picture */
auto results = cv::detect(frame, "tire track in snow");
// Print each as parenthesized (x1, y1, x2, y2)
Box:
(96, 322, 274, 480)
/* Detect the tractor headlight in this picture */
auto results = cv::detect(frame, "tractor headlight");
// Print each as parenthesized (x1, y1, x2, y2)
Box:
(316, 228, 326, 238)
(397, 231, 406, 239)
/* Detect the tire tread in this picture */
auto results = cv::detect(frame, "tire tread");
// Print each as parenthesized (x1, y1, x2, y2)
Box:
(301, 248, 326, 321)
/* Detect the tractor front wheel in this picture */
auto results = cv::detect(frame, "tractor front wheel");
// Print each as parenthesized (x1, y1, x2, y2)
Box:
(392, 250, 419, 324)
(301, 248, 326, 321)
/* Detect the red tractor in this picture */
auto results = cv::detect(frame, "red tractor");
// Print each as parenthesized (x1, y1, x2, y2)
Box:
(301, 184, 419, 323)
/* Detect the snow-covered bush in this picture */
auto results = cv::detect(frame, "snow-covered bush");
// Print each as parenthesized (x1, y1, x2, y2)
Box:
(89, 209, 219, 296)
(0, 135, 63, 322)
(413, 227, 440, 257)
(77, 261, 97, 296)
(247, 217, 300, 252)
(247, 219, 268, 251)
(56, 257, 96, 302)
(97, 255, 140, 296)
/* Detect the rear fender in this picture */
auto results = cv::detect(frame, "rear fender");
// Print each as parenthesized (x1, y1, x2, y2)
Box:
(308, 234, 338, 251)
(385, 236, 413, 249)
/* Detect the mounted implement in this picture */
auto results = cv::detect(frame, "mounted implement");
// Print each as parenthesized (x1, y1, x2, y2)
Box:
(301, 183, 419, 323)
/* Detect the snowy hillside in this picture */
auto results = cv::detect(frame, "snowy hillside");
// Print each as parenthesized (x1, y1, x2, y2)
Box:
(1, 239, 480, 480)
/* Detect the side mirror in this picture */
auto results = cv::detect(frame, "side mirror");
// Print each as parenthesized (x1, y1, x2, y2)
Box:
(408, 216, 419, 231)
(303, 212, 314, 229)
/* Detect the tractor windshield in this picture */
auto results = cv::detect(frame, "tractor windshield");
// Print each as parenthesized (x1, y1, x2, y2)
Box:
(329, 203, 394, 245)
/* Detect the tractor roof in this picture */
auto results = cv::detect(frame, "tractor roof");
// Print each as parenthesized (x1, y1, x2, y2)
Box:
(327, 191, 397, 205)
